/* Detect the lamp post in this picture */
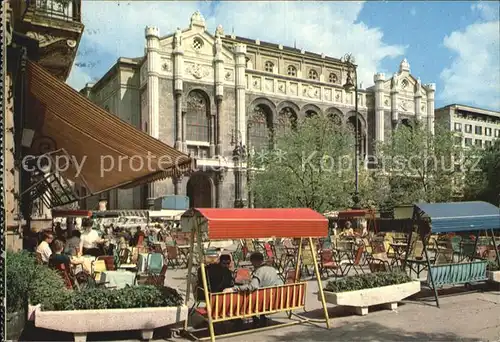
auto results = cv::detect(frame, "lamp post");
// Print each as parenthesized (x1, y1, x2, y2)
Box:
(343, 53, 361, 209)
(231, 129, 246, 208)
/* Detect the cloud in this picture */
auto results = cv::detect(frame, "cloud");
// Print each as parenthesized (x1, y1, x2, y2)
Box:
(410, 7, 417, 17)
(471, 2, 499, 21)
(66, 64, 93, 90)
(68, 1, 405, 90)
(439, 15, 500, 110)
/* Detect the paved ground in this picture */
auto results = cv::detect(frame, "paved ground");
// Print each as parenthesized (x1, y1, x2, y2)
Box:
(21, 268, 500, 341)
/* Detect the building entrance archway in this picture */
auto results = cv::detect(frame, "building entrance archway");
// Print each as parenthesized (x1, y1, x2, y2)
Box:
(186, 174, 213, 208)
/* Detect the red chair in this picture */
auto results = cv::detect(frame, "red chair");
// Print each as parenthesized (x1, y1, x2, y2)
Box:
(97, 255, 116, 271)
(55, 263, 74, 290)
(319, 249, 341, 279)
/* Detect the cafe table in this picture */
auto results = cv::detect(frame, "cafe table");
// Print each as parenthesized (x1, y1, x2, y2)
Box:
(100, 270, 136, 289)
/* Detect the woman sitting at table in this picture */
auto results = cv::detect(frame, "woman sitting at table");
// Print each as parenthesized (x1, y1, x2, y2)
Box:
(49, 240, 84, 270)
(80, 218, 106, 257)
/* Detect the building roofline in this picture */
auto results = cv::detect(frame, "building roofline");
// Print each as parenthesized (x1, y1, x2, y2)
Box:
(436, 103, 500, 117)
(91, 57, 143, 92)
(222, 35, 345, 65)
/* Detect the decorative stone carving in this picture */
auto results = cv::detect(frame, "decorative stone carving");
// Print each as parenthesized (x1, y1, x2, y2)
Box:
(391, 73, 399, 89)
(303, 85, 319, 98)
(253, 78, 261, 90)
(421, 105, 426, 112)
(140, 64, 147, 83)
(26, 31, 64, 47)
(66, 40, 77, 48)
(399, 100, 409, 112)
(384, 98, 390, 106)
(187, 91, 207, 111)
(215, 170, 225, 185)
(186, 63, 210, 79)
(265, 79, 273, 92)
(289, 83, 298, 95)
(162, 60, 171, 72)
(401, 79, 409, 89)
(277, 82, 286, 93)
(335, 92, 341, 101)
(225, 71, 232, 81)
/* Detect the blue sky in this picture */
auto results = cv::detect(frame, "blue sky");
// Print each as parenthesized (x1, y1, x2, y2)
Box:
(68, 1, 500, 110)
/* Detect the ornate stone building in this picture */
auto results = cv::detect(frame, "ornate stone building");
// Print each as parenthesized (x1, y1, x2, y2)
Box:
(82, 11, 436, 209)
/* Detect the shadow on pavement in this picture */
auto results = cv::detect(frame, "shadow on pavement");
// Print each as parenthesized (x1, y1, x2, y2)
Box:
(269, 321, 483, 341)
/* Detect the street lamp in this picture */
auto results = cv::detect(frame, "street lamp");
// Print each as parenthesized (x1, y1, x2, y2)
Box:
(342, 53, 361, 209)
(231, 129, 246, 208)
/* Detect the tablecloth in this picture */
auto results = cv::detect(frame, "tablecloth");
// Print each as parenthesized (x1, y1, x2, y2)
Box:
(100, 270, 136, 288)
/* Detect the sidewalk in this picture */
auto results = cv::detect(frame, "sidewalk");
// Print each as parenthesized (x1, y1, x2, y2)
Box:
(21, 269, 500, 341)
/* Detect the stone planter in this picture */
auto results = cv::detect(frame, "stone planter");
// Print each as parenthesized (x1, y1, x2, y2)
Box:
(28, 304, 188, 341)
(487, 270, 500, 283)
(6, 309, 26, 341)
(319, 280, 421, 316)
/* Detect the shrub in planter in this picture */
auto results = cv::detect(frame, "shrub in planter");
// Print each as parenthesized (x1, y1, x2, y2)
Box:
(487, 260, 500, 271)
(325, 271, 412, 293)
(6, 251, 38, 313)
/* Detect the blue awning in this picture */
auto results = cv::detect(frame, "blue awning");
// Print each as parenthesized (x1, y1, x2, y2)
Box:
(414, 201, 500, 233)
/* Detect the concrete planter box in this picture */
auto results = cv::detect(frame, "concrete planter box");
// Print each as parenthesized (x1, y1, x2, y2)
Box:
(319, 281, 421, 316)
(487, 270, 500, 283)
(28, 304, 188, 341)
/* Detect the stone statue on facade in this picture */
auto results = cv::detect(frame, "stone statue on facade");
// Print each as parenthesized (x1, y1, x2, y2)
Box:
(174, 27, 182, 48)
(391, 73, 399, 89)
(215, 24, 224, 37)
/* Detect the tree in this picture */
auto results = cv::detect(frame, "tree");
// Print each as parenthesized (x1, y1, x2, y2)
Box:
(249, 115, 355, 213)
(464, 139, 500, 205)
(374, 121, 472, 205)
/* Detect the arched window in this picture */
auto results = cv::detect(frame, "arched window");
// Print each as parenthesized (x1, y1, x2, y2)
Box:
(186, 91, 209, 142)
(308, 69, 318, 80)
(248, 106, 272, 152)
(328, 73, 338, 83)
(276, 108, 297, 137)
(264, 61, 274, 73)
(306, 110, 318, 118)
(329, 113, 342, 126)
(287, 65, 297, 77)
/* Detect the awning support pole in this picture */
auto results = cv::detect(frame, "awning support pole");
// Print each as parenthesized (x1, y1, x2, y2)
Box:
(197, 228, 216, 342)
(294, 238, 303, 284)
(308, 237, 330, 329)
(491, 229, 500, 266)
(421, 226, 438, 307)
(183, 224, 196, 331)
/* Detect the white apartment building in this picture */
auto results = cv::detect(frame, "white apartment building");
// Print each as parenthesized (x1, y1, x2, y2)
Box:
(435, 104, 500, 148)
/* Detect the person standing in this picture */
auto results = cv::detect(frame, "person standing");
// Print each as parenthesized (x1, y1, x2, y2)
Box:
(79, 218, 105, 257)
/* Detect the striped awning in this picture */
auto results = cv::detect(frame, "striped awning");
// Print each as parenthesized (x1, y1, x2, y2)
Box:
(25, 61, 195, 197)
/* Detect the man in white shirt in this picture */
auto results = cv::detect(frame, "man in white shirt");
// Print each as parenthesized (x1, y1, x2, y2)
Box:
(36, 231, 54, 263)
(79, 218, 105, 257)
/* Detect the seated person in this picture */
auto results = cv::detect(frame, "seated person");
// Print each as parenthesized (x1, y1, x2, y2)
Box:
(65, 230, 82, 256)
(36, 231, 54, 263)
(197, 254, 234, 300)
(340, 221, 355, 237)
(131, 226, 146, 247)
(224, 252, 283, 328)
(49, 240, 84, 270)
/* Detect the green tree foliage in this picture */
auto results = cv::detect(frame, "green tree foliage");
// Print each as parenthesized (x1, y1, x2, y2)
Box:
(375, 121, 472, 204)
(249, 115, 356, 212)
(464, 139, 500, 205)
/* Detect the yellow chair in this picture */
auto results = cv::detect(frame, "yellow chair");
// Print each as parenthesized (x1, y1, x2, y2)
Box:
(92, 260, 107, 282)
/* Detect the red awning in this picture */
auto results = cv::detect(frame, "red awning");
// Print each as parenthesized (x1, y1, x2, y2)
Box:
(182, 208, 328, 240)
(51, 210, 92, 218)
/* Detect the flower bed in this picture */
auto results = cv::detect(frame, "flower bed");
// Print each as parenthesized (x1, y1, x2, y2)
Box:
(7, 251, 187, 341)
(319, 272, 420, 316)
